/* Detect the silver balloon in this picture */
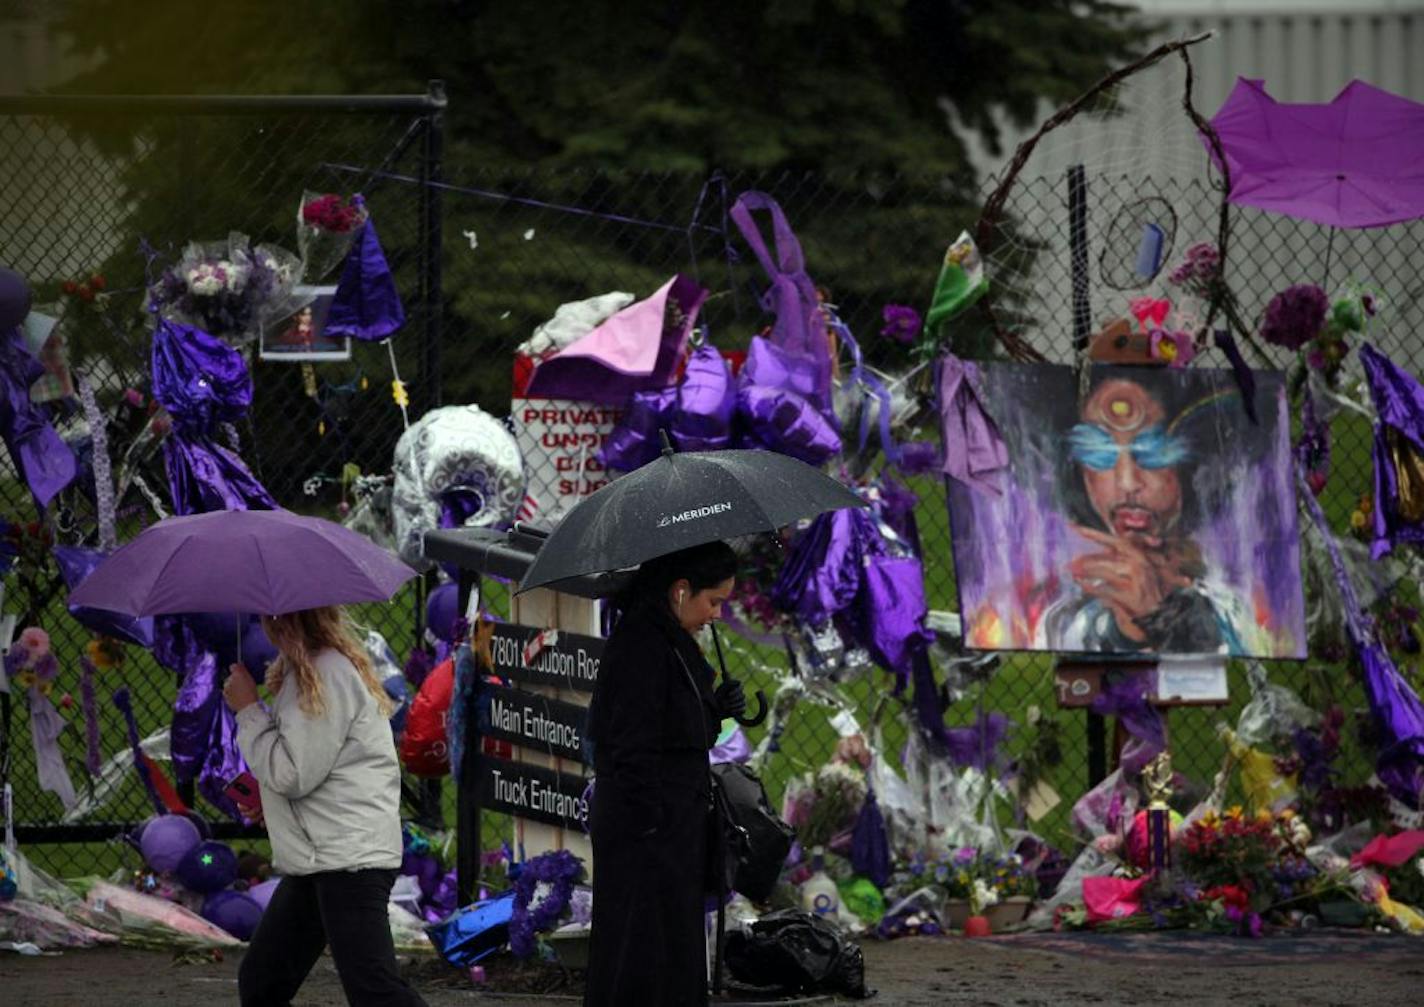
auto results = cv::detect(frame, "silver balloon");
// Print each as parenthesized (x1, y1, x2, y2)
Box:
(391, 404, 525, 568)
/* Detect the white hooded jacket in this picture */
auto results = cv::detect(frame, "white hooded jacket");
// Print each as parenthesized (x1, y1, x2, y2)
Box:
(235, 648, 402, 875)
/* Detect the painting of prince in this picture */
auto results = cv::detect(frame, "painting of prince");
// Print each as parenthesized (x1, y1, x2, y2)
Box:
(948, 364, 1305, 658)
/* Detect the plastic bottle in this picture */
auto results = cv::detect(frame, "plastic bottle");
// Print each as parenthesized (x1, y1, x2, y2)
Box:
(800, 847, 840, 922)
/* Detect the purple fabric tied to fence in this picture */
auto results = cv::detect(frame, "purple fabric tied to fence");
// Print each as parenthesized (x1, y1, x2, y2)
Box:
(944, 712, 1012, 772)
(163, 626, 247, 820)
(938, 354, 1007, 495)
(850, 787, 892, 889)
(1298, 462, 1424, 807)
(1091, 671, 1166, 772)
(0, 325, 77, 509)
(325, 199, 406, 342)
(600, 387, 676, 472)
(672, 344, 735, 452)
(730, 192, 835, 418)
(151, 317, 275, 516)
(1360, 343, 1424, 560)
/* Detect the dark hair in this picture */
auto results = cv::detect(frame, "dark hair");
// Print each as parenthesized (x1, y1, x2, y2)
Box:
(1050, 370, 1239, 535)
(617, 541, 738, 612)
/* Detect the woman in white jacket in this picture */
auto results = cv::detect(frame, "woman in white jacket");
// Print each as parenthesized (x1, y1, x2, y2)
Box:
(223, 605, 426, 1007)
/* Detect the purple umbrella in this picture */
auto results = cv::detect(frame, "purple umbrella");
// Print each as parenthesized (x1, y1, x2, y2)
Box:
(68, 509, 416, 617)
(1208, 78, 1424, 229)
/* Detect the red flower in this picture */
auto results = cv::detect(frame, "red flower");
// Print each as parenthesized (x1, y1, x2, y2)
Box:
(61, 280, 78, 295)
(89, 274, 106, 291)
(1202, 884, 1250, 910)
(77, 283, 94, 302)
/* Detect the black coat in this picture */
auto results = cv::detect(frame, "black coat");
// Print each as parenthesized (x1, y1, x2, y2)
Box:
(584, 601, 720, 1007)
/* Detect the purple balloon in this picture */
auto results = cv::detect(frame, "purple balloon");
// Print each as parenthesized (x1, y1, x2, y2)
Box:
(140, 814, 201, 873)
(202, 890, 264, 941)
(426, 582, 459, 642)
(177, 840, 238, 893)
(246, 877, 281, 912)
(672, 345, 735, 452)
(737, 384, 842, 465)
(0, 268, 31, 331)
(600, 386, 676, 472)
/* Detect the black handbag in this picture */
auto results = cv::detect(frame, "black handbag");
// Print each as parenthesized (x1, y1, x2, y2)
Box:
(708, 761, 794, 903)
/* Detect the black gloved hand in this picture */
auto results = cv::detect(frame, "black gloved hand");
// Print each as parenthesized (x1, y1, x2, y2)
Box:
(714, 678, 747, 720)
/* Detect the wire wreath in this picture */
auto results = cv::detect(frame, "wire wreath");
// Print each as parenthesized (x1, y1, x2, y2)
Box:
(972, 32, 1237, 363)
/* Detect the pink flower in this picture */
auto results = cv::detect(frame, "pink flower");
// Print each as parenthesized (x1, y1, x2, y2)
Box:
(19, 627, 50, 659)
(122, 388, 145, 409)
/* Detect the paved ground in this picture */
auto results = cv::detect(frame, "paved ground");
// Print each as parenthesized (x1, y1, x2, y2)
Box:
(2, 929, 1421, 1005)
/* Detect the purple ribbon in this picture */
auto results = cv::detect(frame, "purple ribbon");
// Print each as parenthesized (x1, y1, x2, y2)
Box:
(113, 686, 167, 817)
(1213, 330, 1258, 424)
(1298, 462, 1424, 806)
(830, 318, 900, 466)
(29, 685, 77, 809)
(0, 327, 77, 510)
(850, 787, 892, 889)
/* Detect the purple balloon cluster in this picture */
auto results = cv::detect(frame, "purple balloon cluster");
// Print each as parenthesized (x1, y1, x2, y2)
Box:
(135, 813, 268, 941)
(600, 342, 842, 473)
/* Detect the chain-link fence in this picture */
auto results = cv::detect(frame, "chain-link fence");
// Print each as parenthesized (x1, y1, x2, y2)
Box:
(2, 88, 1420, 879)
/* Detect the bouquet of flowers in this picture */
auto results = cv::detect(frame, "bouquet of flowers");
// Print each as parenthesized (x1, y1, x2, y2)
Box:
(1178, 806, 1310, 910)
(149, 233, 299, 343)
(927, 847, 1038, 905)
(783, 760, 867, 849)
(298, 191, 368, 281)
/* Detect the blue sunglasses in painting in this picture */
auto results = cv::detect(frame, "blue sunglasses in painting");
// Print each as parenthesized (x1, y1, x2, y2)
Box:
(1067, 423, 1191, 472)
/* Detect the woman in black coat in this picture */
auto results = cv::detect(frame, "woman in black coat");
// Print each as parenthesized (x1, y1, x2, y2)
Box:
(583, 541, 745, 1007)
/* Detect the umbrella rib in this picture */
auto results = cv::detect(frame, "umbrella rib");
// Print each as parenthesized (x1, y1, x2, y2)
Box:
(136, 532, 198, 616)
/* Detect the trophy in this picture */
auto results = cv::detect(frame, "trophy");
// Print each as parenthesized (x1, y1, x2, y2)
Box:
(1143, 750, 1173, 874)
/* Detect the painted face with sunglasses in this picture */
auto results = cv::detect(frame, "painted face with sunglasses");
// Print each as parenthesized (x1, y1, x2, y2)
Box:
(1069, 380, 1188, 545)
(1064, 380, 1197, 645)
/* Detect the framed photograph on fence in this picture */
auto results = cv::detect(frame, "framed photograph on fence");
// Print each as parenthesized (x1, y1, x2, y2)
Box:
(259, 285, 350, 362)
(947, 363, 1305, 660)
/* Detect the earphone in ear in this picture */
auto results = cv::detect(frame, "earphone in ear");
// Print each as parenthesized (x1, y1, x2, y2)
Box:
(678, 590, 686, 603)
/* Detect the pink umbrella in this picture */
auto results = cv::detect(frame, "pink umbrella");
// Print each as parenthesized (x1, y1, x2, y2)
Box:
(1208, 77, 1424, 229)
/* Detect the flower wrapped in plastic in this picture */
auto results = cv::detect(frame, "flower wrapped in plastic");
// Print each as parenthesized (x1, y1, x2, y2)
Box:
(298, 191, 369, 282)
(149, 232, 299, 344)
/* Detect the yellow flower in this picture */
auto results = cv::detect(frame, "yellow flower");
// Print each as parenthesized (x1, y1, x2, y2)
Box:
(391, 379, 409, 408)
(1225, 805, 1244, 821)
(1351, 510, 1368, 530)
(1256, 810, 1273, 825)
(85, 637, 123, 669)
(1200, 810, 1221, 830)
(13, 669, 36, 690)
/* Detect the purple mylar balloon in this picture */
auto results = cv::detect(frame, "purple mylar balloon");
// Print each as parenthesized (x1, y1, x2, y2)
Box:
(140, 814, 201, 873)
(672, 345, 735, 453)
(54, 545, 156, 648)
(202, 889, 264, 941)
(426, 582, 459, 642)
(177, 840, 239, 894)
(737, 384, 841, 466)
(599, 386, 676, 472)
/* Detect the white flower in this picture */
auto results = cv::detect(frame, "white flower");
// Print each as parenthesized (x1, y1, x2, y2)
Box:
(1416, 857, 1424, 880)
(971, 878, 999, 914)
(222, 260, 249, 292)
(186, 265, 223, 297)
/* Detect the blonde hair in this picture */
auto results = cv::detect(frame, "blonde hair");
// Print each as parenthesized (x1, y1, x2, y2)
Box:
(261, 607, 393, 719)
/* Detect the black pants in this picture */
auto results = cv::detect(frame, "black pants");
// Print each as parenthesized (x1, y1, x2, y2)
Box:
(238, 868, 427, 1007)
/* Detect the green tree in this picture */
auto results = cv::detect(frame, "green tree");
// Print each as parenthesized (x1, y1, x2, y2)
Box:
(32, 0, 1142, 470)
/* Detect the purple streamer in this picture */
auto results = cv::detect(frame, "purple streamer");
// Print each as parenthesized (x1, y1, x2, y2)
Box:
(1213, 330, 1258, 424)
(1298, 462, 1424, 806)
(0, 326, 78, 509)
(80, 656, 102, 776)
(1361, 343, 1424, 559)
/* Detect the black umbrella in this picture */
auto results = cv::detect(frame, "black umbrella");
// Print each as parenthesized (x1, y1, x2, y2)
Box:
(519, 435, 864, 728)
(519, 435, 864, 593)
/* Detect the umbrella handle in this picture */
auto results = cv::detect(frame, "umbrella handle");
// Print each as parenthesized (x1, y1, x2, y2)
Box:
(733, 688, 768, 728)
(709, 623, 768, 727)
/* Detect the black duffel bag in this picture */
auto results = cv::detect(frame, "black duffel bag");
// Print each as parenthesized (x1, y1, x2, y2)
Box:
(707, 761, 794, 902)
